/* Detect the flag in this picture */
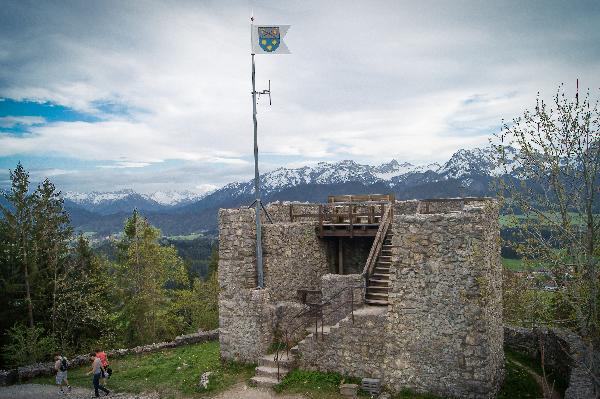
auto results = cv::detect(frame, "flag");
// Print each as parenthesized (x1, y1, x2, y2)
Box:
(251, 25, 290, 54)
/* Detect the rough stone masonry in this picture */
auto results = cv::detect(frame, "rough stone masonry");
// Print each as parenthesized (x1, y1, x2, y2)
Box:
(218, 199, 503, 398)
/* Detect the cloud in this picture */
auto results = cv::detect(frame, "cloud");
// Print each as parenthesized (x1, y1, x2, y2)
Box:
(1, 0, 599, 192)
(0, 115, 45, 128)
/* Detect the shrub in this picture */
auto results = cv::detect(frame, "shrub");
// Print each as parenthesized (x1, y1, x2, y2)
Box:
(2, 324, 57, 367)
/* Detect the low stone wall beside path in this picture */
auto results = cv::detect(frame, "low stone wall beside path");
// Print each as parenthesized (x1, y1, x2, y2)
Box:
(504, 325, 599, 399)
(0, 329, 219, 386)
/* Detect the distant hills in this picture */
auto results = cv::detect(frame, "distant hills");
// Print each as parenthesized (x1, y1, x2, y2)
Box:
(43, 146, 515, 237)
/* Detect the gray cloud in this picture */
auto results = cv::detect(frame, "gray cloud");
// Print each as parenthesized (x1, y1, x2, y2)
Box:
(1, 0, 599, 192)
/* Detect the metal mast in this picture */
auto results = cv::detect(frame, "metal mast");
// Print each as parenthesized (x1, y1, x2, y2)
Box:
(251, 15, 264, 288)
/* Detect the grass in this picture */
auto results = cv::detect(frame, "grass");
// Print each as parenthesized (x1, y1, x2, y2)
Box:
(29, 341, 254, 398)
(504, 349, 567, 396)
(498, 350, 543, 399)
(393, 389, 443, 398)
(273, 370, 368, 398)
(167, 233, 205, 241)
(29, 341, 549, 399)
(501, 257, 524, 271)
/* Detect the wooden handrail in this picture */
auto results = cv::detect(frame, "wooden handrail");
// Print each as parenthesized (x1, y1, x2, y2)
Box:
(362, 205, 392, 278)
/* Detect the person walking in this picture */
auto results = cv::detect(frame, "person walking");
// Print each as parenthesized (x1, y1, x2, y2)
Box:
(95, 348, 112, 384)
(54, 353, 71, 394)
(86, 352, 110, 397)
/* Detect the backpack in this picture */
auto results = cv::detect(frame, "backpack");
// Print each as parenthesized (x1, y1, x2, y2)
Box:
(60, 357, 68, 372)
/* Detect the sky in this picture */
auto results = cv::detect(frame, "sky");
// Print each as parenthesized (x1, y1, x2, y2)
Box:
(1, 0, 599, 194)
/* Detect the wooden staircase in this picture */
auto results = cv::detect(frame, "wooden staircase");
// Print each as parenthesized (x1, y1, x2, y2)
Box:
(365, 232, 392, 306)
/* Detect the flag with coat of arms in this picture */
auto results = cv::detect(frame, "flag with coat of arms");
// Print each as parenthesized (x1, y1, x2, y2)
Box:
(251, 25, 290, 54)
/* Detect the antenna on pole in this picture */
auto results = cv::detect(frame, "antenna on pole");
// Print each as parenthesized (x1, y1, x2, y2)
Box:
(249, 13, 274, 289)
(576, 78, 579, 105)
(257, 80, 272, 105)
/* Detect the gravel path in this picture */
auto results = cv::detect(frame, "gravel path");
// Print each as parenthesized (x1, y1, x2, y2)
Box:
(0, 384, 158, 399)
(0, 383, 307, 399)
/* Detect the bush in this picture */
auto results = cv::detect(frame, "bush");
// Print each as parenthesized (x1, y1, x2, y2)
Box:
(2, 324, 57, 367)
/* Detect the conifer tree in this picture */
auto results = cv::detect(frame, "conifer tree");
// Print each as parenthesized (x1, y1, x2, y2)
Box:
(54, 235, 114, 351)
(0, 163, 35, 328)
(114, 210, 188, 345)
(32, 179, 72, 335)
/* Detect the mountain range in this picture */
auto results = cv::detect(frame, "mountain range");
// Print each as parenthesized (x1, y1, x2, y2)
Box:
(2, 146, 515, 237)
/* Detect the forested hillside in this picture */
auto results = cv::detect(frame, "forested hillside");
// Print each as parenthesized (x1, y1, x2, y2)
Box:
(0, 165, 218, 369)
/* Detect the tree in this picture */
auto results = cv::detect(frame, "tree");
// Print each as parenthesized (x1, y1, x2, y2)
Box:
(32, 179, 72, 335)
(114, 210, 189, 345)
(177, 247, 220, 332)
(54, 235, 115, 352)
(493, 84, 599, 387)
(0, 163, 35, 328)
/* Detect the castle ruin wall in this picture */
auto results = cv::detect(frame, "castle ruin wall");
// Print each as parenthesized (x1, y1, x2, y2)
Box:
(295, 200, 504, 399)
(218, 199, 504, 397)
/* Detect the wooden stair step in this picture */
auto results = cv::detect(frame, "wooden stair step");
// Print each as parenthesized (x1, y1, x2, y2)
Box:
(365, 299, 389, 306)
(368, 279, 390, 284)
(366, 292, 388, 298)
(367, 285, 389, 291)
(374, 268, 390, 274)
(372, 273, 390, 278)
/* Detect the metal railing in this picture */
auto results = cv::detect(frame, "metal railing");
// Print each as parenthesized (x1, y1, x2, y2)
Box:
(271, 284, 365, 381)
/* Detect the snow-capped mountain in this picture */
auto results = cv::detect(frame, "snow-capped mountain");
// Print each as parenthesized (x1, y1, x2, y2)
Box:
(46, 146, 519, 235)
(438, 146, 518, 179)
(149, 190, 208, 206)
(64, 189, 139, 205)
(218, 159, 444, 199)
(62, 189, 208, 215)
(64, 189, 207, 207)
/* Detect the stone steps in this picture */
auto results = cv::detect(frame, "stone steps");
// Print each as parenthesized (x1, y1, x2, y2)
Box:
(250, 375, 279, 388)
(250, 353, 294, 388)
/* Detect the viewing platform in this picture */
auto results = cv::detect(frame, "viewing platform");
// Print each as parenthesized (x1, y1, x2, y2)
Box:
(290, 194, 395, 237)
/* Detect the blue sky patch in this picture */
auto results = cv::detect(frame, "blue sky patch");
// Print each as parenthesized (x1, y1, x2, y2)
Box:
(0, 99, 100, 123)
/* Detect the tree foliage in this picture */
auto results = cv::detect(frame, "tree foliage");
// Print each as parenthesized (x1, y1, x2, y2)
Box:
(113, 210, 189, 346)
(1, 164, 217, 368)
(493, 84, 599, 389)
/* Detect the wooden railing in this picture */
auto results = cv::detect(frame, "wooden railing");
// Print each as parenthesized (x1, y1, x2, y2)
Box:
(362, 205, 393, 279)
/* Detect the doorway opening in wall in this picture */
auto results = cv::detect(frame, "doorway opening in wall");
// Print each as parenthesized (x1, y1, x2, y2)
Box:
(323, 236, 375, 275)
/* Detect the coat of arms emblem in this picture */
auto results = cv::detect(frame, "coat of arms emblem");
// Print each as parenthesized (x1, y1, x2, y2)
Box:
(258, 27, 280, 52)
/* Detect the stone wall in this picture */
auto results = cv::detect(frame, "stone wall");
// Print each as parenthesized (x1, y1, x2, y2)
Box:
(0, 330, 218, 386)
(296, 200, 503, 398)
(394, 200, 419, 215)
(504, 325, 599, 399)
(218, 209, 331, 362)
(262, 222, 329, 302)
(298, 307, 387, 378)
(321, 273, 365, 325)
(265, 202, 323, 223)
(218, 208, 257, 291)
(385, 201, 503, 398)
(219, 199, 504, 398)
(219, 289, 273, 363)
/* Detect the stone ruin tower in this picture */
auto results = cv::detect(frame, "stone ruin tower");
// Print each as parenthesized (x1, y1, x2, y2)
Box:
(218, 195, 503, 398)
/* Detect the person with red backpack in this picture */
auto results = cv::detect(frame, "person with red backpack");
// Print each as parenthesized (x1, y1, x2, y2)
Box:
(87, 352, 110, 397)
(95, 348, 112, 383)
(53, 352, 71, 394)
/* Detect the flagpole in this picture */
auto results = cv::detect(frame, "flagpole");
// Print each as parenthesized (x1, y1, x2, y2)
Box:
(251, 16, 265, 289)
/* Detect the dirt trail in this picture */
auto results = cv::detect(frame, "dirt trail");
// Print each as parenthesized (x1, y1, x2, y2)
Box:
(0, 383, 307, 399)
(212, 383, 307, 398)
